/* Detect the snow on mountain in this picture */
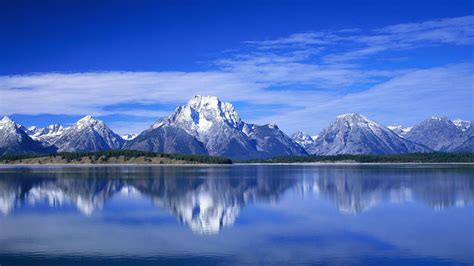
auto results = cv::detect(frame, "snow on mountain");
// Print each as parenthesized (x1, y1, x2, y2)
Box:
(307, 114, 429, 155)
(244, 123, 307, 157)
(126, 96, 306, 160)
(291, 131, 316, 149)
(52, 115, 124, 152)
(23, 126, 39, 135)
(387, 124, 412, 136)
(3, 101, 472, 157)
(28, 124, 66, 145)
(0, 116, 56, 156)
(121, 133, 137, 141)
(452, 119, 472, 132)
(405, 117, 473, 152)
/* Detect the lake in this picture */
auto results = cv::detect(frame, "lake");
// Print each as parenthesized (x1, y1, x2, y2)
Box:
(0, 164, 473, 265)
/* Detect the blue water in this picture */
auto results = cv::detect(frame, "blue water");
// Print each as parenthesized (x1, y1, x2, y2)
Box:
(0, 164, 473, 265)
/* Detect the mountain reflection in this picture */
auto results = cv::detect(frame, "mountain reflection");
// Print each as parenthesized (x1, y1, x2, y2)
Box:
(0, 166, 472, 234)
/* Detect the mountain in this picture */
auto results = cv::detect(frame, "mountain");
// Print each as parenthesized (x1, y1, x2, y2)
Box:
(453, 119, 472, 132)
(52, 116, 124, 152)
(291, 131, 316, 149)
(452, 136, 474, 152)
(125, 95, 306, 160)
(404, 117, 473, 152)
(121, 133, 137, 141)
(27, 124, 66, 145)
(243, 123, 307, 158)
(123, 125, 207, 154)
(307, 114, 430, 155)
(0, 116, 56, 156)
(387, 124, 411, 137)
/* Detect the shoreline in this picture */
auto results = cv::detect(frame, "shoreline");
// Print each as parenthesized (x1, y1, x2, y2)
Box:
(0, 162, 472, 167)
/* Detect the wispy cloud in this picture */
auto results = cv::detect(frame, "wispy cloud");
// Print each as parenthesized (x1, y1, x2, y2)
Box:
(254, 63, 474, 133)
(326, 16, 474, 62)
(0, 16, 472, 134)
(244, 32, 340, 49)
(242, 16, 474, 63)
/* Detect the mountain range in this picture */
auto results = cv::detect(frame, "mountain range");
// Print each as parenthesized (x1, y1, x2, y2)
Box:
(0, 96, 472, 159)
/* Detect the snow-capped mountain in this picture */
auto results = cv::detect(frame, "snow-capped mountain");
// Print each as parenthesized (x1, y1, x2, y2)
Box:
(0, 116, 56, 156)
(53, 116, 124, 152)
(27, 124, 66, 145)
(121, 133, 137, 141)
(387, 124, 412, 137)
(307, 114, 430, 155)
(452, 119, 472, 132)
(2, 103, 472, 157)
(291, 131, 316, 149)
(404, 117, 473, 152)
(126, 96, 306, 160)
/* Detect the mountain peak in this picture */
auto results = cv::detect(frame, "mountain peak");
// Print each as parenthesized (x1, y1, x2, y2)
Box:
(291, 131, 311, 139)
(336, 113, 368, 121)
(0, 116, 14, 124)
(187, 95, 220, 108)
(291, 131, 315, 149)
(308, 114, 429, 155)
(0, 116, 17, 129)
(54, 116, 123, 152)
(185, 95, 241, 125)
(121, 133, 137, 140)
(169, 95, 242, 131)
(429, 116, 449, 122)
(0, 116, 57, 156)
(132, 95, 305, 159)
(77, 115, 99, 125)
(452, 119, 472, 132)
(405, 116, 470, 151)
(334, 113, 380, 129)
(388, 124, 412, 136)
(75, 116, 106, 130)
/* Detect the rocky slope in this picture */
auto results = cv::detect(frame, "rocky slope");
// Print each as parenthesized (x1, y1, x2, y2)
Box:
(126, 96, 306, 160)
(291, 131, 316, 149)
(387, 124, 412, 137)
(307, 114, 430, 155)
(404, 117, 473, 152)
(52, 116, 124, 152)
(0, 116, 56, 156)
(27, 124, 66, 145)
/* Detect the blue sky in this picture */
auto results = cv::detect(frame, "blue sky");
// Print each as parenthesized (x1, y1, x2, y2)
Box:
(0, 0, 473, 135)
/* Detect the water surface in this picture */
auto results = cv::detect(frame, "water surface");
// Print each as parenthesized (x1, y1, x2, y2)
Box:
(0, 164, 473, 265)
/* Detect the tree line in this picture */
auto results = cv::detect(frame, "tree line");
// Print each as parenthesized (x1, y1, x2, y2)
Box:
(0, 150, 233, 164)
(244, 152, 474, 163)
(1, 151, 472, 164)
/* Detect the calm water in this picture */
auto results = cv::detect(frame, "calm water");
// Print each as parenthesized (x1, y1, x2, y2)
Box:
(0, 164, 473, 265)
